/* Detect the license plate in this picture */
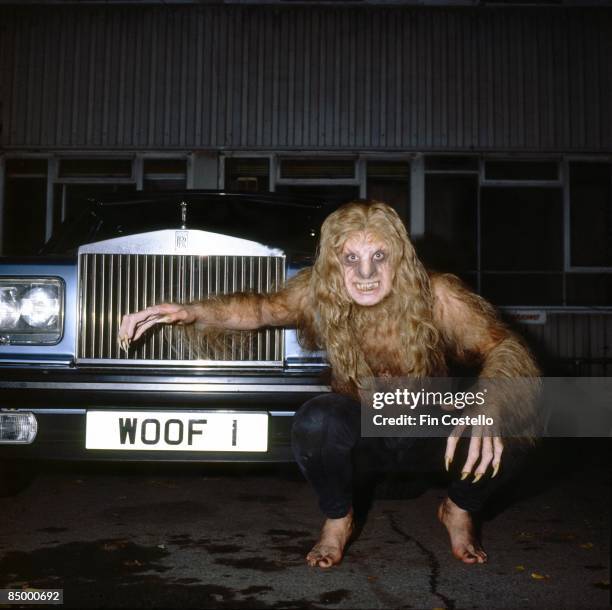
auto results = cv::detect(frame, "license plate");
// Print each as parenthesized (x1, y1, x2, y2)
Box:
(85, 411, 268, 452)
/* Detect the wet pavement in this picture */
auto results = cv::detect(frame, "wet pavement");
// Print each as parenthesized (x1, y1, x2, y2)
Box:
(0, 440, 609, 609)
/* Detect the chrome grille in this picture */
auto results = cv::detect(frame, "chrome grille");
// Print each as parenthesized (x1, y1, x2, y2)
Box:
(77, 254, 285, 365)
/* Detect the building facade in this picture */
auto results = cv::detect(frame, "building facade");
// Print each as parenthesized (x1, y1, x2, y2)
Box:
(1, 2, 611, 373)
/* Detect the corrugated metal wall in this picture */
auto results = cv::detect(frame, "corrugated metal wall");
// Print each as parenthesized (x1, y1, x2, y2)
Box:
(521, 314, 612, 377)
(1, 5, 611, 151)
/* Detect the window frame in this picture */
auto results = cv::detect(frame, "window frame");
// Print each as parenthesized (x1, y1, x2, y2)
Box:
(218, 151, 275, 192)
(2, 150, 611, 310)
(424, 154, 612, 309)
(564, 155, 612, 274)
(220, 151, 413, 203)
(0, 152, 194, 249)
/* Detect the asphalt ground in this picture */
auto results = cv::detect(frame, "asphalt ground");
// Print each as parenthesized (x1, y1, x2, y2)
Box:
(0, 439, 609, 610)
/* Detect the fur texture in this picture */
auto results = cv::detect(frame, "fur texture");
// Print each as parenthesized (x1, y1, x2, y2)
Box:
(432, 272, 542, 441)
(186, 201, 540, 439)
(298, 202, 446, 395)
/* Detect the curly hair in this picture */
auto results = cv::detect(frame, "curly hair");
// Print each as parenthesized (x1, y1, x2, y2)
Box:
(298, 201, 446, 396)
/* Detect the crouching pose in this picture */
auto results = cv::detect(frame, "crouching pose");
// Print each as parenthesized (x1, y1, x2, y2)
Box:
(118, 201, 540, 568)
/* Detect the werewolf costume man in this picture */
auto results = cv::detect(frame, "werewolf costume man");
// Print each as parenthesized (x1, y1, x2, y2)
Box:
(118, 201, 540, 568)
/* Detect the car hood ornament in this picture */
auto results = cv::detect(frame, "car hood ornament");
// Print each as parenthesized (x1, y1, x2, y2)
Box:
(180, 201, 188, 229)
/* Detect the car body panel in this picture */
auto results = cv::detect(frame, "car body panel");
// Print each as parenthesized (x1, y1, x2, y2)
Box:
(0, 192, 331, 465)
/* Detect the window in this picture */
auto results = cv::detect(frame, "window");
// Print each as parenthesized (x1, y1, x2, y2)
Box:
(569, 162, 612, 268)
(424, 157, 612, 307)
(367, 161, 410, 225)
(1, 154, 197, 254)
(3, 158, 48, 255)
(275, 184, 359, 208)
(424, 174, 477, 278)
(480, 187, 563, 272)
(566, 274, 612, 306)
(279, 159, 355, 180)
(225, 158, 270, 192)
(53, 184, 136, 226)
(484, 160, 559, 181)
(275, 157, 360, 211)
(222, 156, 411, 220)
(4, 177, 47, 255)
(143, 158, 187, 192)
(6, 159, 47, 175)
(425, 155, 478, 173)
(423, 156, 479, 289)
(54, 157, 136, 227)
(50, 155, 189, 226)
(59, 158, 132, 179)
(482, 274, 563, 307)
(480, 185, 564, 305)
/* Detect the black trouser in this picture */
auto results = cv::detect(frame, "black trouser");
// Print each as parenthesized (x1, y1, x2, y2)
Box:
(291, 393, 526, 518)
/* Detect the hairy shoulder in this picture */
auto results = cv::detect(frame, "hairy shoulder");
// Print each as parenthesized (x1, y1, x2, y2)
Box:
(284, 267, 313, 307)
(429, 272, 509, 358)
(262, 266, 313, 326)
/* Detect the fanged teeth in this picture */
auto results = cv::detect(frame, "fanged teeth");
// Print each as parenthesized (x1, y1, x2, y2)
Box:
(356, 281, 380, 291)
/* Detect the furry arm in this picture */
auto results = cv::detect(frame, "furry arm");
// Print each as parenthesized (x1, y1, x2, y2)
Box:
(117, 268, 311, 347)
(190, 268, 311, 330)
(431, 273, 541, 440)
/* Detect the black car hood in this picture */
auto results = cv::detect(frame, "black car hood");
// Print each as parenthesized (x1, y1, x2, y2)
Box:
(41, 191, 331, 258)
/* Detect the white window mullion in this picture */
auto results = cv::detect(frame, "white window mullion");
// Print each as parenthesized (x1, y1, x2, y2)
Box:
(269, 155, 277, 192)
(356, 156, 367, 199)
(409, 154, 425, 238)
(46, 158, 58, 242)
(186, 153, 194, 190)
(134, 155, 144, 191)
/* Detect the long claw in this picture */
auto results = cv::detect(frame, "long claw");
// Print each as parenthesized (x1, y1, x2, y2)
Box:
(472, 473, 483, 484)
(461, 471, 470, 481)
(492, 463, 500, 478)
(445, 457, 452, 472)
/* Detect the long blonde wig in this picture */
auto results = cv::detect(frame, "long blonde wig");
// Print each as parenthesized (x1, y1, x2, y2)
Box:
(299, 201, 446, 396)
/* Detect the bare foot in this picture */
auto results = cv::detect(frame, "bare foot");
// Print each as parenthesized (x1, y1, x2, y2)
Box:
(306, 509, 354, 568)
(437, 497, 488, 564)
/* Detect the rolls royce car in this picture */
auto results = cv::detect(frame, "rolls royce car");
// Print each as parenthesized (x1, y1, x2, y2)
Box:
(0, 192, 331, 492)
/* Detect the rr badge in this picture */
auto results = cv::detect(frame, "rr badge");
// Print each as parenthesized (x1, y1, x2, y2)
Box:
(175, 231, 188, 250)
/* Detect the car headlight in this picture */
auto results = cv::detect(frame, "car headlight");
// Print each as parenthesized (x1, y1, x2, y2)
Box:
(20, 286, 61, 328)
(0, 288, 21, 328)
(0, 278, 64, 345)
